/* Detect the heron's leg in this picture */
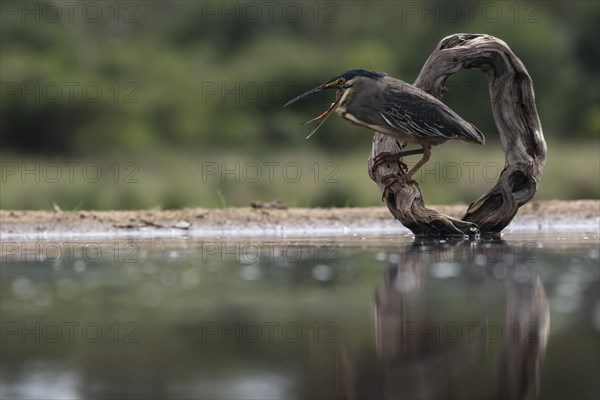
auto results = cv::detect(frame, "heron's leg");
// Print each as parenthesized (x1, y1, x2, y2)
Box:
(371, 148, 425, 176)
(372, 152, 408, 176)
(404, 145, 431, 178)
(373, 146, 429, 201)
(398, 148, 426, 157)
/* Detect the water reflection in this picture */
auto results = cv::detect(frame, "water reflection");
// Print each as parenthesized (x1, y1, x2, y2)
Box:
(364, 239, 550, 400)
(2, 236, 599, 399)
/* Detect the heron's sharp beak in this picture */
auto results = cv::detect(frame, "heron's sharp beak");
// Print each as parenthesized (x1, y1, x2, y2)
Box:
(285, 83, 342, 139)
(284, 84, 326, 107)
(303, 93, 342, 139)
(303, 107, 332, 139)
(300, 110, 329, 126)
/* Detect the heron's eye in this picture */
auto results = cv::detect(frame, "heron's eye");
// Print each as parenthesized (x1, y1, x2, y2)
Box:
(337, 78, 346, 85)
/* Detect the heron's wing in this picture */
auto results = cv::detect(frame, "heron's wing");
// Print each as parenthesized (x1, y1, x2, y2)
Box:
(379, 88, 485, 145)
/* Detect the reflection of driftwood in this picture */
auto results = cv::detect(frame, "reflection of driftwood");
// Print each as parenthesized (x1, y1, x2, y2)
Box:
(368, 34, 546, 235)
(499, 272, 549, 400)
(357, 240, 550, 399)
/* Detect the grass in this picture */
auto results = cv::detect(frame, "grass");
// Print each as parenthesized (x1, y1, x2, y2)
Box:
(1, 139, 597, 210)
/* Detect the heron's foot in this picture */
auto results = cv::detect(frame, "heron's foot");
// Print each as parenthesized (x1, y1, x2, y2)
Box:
(372, 152, 408, 177)
(380, 174, 418, 201)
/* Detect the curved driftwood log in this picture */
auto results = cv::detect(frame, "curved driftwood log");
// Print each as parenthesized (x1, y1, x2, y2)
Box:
(368, 34, 546, 235)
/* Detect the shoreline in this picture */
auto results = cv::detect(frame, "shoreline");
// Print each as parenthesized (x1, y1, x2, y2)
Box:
(1, 200, 598, 240)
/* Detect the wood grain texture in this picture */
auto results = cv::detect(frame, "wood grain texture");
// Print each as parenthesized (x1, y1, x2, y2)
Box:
(368, 33, 546, 235)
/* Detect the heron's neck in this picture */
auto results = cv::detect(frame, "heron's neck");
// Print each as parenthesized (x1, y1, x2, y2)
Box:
(335, 87, 353, 114)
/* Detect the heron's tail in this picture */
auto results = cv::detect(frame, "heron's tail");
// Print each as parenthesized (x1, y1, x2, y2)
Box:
(462, 122, 486, 145)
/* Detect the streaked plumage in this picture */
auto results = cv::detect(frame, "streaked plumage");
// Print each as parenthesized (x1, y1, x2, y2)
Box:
(327, 69, 484, 146)
(285, 68, 485, 181)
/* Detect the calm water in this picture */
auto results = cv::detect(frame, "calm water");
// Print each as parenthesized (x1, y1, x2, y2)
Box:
(1, 233, 599, 399)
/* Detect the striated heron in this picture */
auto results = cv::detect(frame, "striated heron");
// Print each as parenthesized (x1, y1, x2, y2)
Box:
(285, 69, 485, 184)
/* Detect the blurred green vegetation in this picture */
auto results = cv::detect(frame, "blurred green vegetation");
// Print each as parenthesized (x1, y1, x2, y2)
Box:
(1, 139, 598, 209)
(1, 1, 598, 209)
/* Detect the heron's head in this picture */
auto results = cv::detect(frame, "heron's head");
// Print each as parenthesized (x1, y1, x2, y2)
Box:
(284, 69, 386, 138)
(284, 69, 386, 107)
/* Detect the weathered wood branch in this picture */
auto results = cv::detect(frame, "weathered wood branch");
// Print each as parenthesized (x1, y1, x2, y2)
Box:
(368, 33, 546, 235)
